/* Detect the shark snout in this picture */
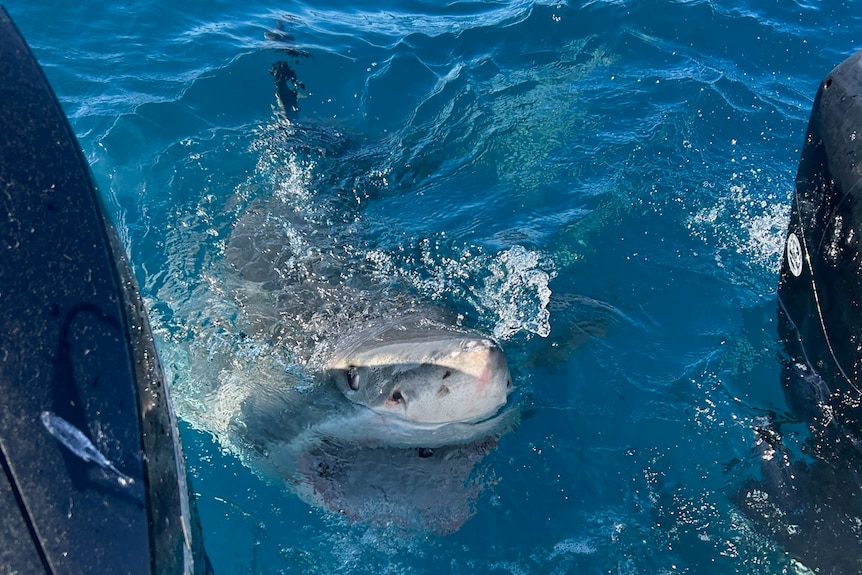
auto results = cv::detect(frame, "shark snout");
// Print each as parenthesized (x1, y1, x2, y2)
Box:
(331, 326, 513, 425)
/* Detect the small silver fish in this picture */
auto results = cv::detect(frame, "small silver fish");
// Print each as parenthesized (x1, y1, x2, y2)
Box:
(40, 411, 134, 487)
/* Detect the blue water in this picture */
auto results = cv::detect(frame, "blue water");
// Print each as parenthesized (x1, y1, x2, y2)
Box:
(9, 0, 862, 572)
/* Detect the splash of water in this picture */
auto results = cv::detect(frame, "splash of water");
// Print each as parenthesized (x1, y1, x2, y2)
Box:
(366, 240, 554, 340)
(477, 245, 554, 339)
(688, 177, 790, 283)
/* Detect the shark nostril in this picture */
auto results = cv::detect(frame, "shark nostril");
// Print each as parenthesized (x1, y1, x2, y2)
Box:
(442, 370, 451, 379)
(438, 385, 450, 397)
(507, 378, 512, 390)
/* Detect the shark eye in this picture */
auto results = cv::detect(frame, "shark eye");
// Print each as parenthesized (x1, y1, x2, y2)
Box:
(390, 390, 404, 403)
(347, 367, 360, 391)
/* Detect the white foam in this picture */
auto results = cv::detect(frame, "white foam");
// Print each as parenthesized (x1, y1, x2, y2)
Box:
(250, 122, 316, 208)
(688, 179, 790, 286)
(366, 242, 555, 340)
(549, 537, 597, 557)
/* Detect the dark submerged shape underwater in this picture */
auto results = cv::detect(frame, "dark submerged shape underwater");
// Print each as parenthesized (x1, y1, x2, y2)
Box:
(734, 50, 862, 574)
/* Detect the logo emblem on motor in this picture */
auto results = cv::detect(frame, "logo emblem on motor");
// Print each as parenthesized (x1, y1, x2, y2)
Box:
(786, 232, 803, 277)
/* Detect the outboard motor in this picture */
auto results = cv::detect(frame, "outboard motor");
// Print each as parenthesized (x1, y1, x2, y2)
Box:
(734, 50, 862, 574)
(778, 50, 862, 455)
(0, 8, 210, 574)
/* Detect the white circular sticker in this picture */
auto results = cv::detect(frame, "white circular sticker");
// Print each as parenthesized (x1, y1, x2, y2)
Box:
(786, 232, 803, 277)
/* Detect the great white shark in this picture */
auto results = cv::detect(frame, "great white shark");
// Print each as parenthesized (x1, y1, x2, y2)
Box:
(166, 50, 521, 532)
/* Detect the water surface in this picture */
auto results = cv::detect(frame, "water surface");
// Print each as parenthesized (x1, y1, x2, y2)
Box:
(9, 0, 862, 572)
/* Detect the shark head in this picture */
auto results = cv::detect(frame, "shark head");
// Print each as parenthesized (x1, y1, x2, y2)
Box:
(327, 320, 512, 428)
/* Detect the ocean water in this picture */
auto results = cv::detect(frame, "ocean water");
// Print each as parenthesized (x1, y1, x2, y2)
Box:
(9, 0, 862, 573)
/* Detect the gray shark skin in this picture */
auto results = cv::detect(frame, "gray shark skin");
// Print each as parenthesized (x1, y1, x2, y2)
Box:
(221, 315, 518, 534)
(220, 201, 516, 449)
